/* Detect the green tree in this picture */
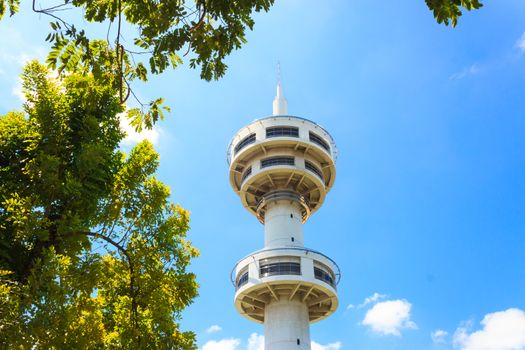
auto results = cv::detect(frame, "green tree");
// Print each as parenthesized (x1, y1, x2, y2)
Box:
(0, 0, 481, 129)
(0, 0, 276, 129)
(426, 0, 483, 27)
(0, 61, 198, 349)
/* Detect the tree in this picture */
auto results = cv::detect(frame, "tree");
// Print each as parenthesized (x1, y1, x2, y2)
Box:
(0, 0, 276, 130)
(426, 0, 483, 27)
(0, 61, 198, 349)
(0, 0, 481, 130)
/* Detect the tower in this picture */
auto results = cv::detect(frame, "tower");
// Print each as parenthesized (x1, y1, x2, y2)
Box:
(228, 82, 339, 350)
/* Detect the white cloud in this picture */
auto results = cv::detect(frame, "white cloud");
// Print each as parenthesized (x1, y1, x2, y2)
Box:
(449, 64, 480, 80)
(208, 333, 341, 350)
(119, 112, 160, 145)
(312, 341, 343, 350)
(516, 32, 525, 52)
(12, 77, 24, 102)
(201, 338, 240, 350)
(206, 325, 223, 334)
(432, 329, 449, 344)
(247, 333, 264, 350)
(347, 292, 387, 310)
(453, 308, 525, 350)
(360, 292, 387, 308)
(361, 299, 417, 336)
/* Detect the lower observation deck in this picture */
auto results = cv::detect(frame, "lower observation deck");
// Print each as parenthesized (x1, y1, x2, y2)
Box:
(232, 247, 340, 324)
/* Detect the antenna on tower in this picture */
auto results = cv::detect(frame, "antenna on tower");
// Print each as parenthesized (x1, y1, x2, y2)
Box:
(277, 61, 281, 84)
(273, 61, 288, 115)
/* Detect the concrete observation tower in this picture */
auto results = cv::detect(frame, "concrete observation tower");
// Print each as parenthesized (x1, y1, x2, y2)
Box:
(227, 82, 340, 350)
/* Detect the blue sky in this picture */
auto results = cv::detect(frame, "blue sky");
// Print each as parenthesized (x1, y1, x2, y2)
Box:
(1, 1, 525, 349)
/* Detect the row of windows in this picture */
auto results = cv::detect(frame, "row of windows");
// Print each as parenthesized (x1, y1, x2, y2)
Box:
(260, 156, 295, 168)
(266, 126, 299, 138)
(305, 160, 324, 181)
(241, 157, 322, 183)
(309, 131, 330, 152)
(237, 271, 249, 288)
(233, 127, 330, 155)
(314, 267, 334, 287)
(260, 262, 301, 278)
(234, 133, 256, 154)
(236, 262, 335, 289)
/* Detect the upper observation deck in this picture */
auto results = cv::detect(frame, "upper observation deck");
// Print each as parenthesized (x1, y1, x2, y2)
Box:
(227, 115, 338, 223)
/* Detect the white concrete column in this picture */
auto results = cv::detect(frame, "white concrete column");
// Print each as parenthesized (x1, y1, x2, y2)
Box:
(264, 200, 304, 248)
(264, 299, 311, 350)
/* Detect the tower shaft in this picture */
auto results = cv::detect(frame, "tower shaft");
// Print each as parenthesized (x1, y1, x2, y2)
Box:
(265, 299, 311, 350)
(264, 198, 304, 248)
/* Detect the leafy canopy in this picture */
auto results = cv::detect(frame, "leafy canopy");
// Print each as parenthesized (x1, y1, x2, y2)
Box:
(0, 61, 198, 349)
(0, 0, 482, 130)
(0, 0, 276, 131)
(425, 0, 483, 27)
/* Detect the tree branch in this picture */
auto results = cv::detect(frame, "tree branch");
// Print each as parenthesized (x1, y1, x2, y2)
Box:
(75, 231, 138, 330)
(189, 3, 206, 32)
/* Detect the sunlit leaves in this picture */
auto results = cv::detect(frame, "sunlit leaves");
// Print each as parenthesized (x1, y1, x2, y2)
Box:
(425, 0, 483, 27)
(0, 63, 197, 348)
(1, 0, 278, 132)
(0, 0, 19, 19)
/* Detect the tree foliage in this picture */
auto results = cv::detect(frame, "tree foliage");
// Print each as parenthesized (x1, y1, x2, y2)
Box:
(0, 61, 198, 349)
(426, 0, 483, 27)
(0, 0, 483, 130)
(0, 0, 276, 131)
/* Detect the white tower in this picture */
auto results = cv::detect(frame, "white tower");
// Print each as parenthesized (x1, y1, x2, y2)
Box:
(227, 83, 339, 350)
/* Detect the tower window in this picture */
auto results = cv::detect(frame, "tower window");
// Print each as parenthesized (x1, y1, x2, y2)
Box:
(297, 339, 300, 345)
(309, 131, 330, 153)
(266, 126, 299, 138)
(314, 266, 335, 287)
(305, 160, 324, 181)
(259, 262, 301, 277)
(261, 156, 295, 168)
(291, 237, 295, 242)
(236, 271, 249, 289)
(241, 166, 252, 183)
(234, 133, 256, 154)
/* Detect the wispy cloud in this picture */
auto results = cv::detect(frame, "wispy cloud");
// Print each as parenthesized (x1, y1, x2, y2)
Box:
(431, 329, 448, 344)
(0, 27, 47, 111)
(453, 308, 525, 350)
(11, 77, 24, 102)
(201, 338, 240, 350)
(347, 292, 387, 310)
(206, 325, 223, 334)
(516, 32, 525, 53)
(449, 64, 480, 80)
(247, 333, 263, 350)
(201, 333, 342, 350)
(312, 341, 343, 350)
(360, 292, 387, 308)
(361, 299, 417, 336)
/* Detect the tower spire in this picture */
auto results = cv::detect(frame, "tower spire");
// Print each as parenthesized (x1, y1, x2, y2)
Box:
(273, 63, 288, 115)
